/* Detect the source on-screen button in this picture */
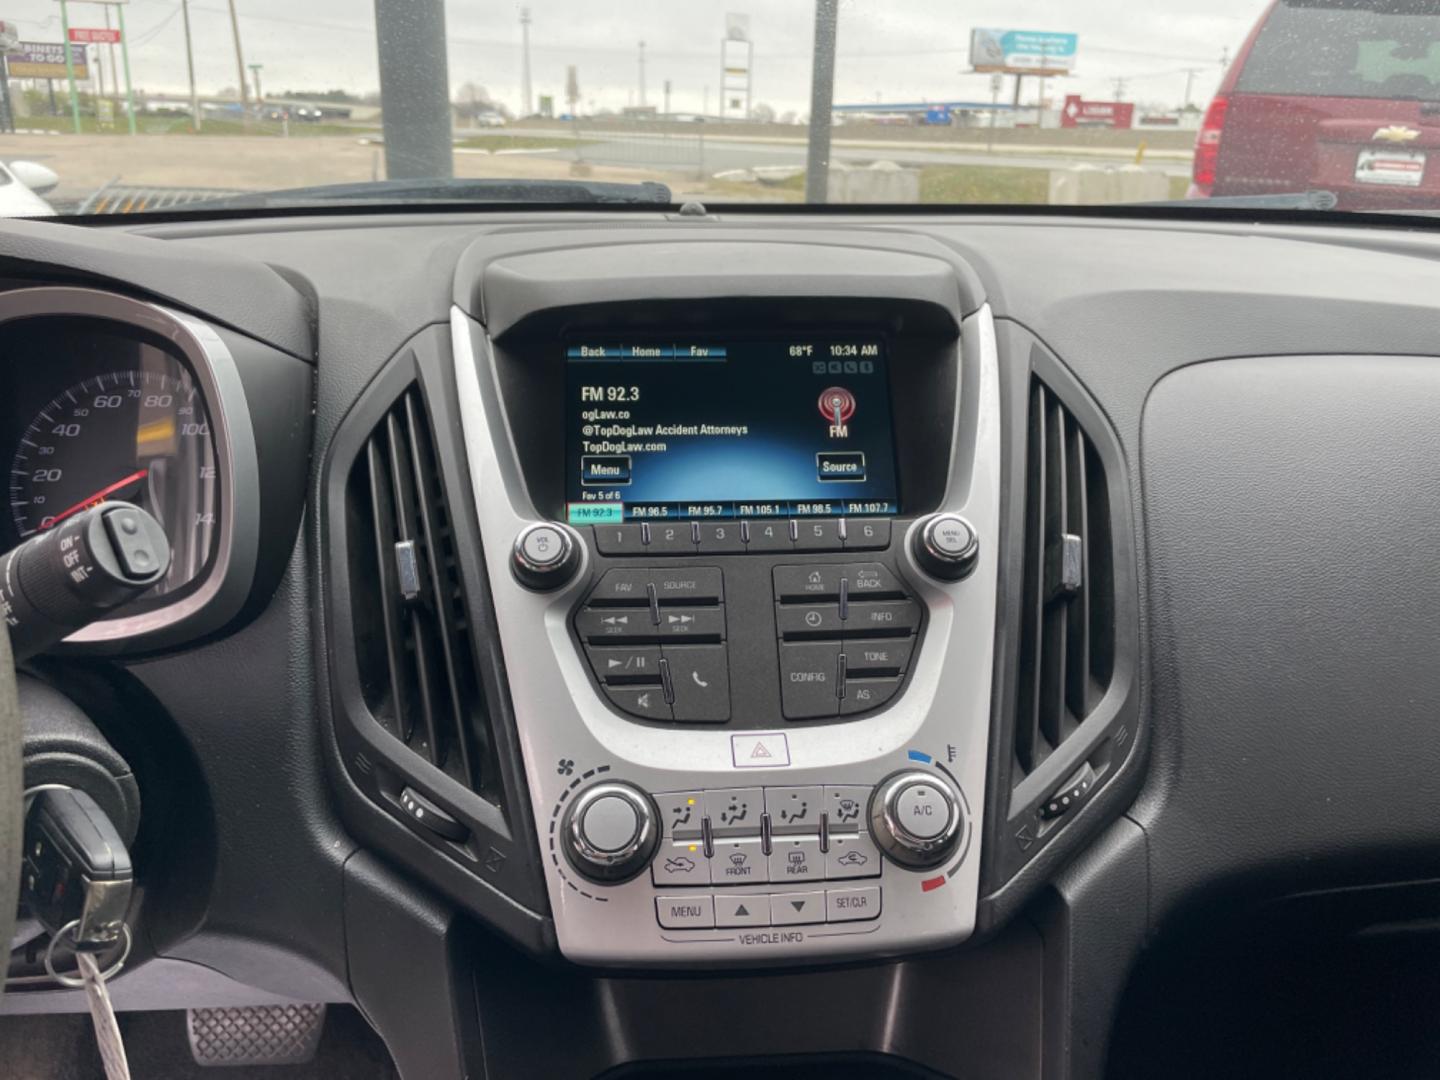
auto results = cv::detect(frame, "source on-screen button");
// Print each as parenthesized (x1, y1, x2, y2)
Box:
(816, 452, 866, 483)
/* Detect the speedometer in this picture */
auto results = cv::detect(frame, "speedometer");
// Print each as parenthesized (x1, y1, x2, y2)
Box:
(8, 366, 218, 602)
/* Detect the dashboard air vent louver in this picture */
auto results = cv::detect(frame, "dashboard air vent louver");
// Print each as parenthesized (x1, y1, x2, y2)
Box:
(1014, 377, 1116, 778)
(346, 384, 487, 793)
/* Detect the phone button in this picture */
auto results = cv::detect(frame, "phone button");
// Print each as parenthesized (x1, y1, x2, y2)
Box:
(665, 644, 731, 723)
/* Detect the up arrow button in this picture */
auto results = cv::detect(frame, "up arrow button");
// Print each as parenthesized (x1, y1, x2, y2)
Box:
(731, 732, 791, 769)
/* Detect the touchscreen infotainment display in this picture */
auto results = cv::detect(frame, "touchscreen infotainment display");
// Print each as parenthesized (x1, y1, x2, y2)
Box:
(564, 338, 899, 524)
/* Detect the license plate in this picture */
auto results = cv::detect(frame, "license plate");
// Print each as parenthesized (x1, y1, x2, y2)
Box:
(1355, 148, 1426, 187)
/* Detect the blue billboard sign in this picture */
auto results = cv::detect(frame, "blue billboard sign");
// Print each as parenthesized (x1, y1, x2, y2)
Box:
(970, 29, 1078, 75)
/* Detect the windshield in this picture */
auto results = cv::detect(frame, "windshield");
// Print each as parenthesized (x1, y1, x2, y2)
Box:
(0, 0, 1438, 217)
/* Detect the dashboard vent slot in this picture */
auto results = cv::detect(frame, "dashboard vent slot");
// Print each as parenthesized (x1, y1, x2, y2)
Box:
(1014, 378, 1116, 777)
(346, 384, 486, 792)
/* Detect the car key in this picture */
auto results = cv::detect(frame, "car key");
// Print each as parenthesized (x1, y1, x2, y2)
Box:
(23, 788, 134, 949)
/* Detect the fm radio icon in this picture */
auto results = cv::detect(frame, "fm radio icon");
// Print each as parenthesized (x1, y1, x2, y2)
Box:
(819, 386, 856, 439)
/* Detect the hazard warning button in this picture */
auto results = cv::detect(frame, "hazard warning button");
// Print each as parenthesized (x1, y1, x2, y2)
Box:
(730, 732, 791, 769)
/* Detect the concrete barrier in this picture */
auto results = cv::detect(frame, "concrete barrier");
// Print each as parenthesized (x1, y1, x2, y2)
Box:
(827, 160, 920, 203)
(1048, 163, 1170, 205)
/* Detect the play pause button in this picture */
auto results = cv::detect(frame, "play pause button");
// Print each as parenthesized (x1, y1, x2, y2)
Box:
(769, 891, 825, 926)
(715, 895, 769, 928)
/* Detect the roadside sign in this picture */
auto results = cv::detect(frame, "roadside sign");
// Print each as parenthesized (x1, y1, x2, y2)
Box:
(97, 97, 115, 127)
(970, 29, 1077, 76)
(69, 27, 122, 44)
(7, 41, 88, 80)
(1060, 94, 1134, 130)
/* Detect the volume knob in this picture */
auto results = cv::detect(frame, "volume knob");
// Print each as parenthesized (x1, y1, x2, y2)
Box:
(869, 770, 963, 869)
(561, 782, 659, 884)
(512, 522, 582, 591)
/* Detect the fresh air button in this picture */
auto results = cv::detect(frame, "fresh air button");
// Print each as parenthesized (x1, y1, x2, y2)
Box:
(653, 791, 705, 840)
(697, 522, 746, 554)
(843, 638, 913, 676)
(826, 885, 881, 923)
(646, 522, 697, 554)
(769, 890, 825, 926)
(773, 564, 846, 601)
(816, 451, 867, 482)
(656, 894, 715, 930)
(651, 568, 723, 604)
(744, 520, 794, 552)
(712, 838, 767, 884)
(604, 685, 672, 721)
(705, 788, 763, 837)
(765, 786, 823, 834)
(841, 677, 901, 715)
(844, 600, 921, 637)
(665, 644, 731, 722)
(776, 603, 844, 640)
(580, 455, 632, 486)
(793, 518, 844, 551)
(588, 645, 662, 684)
(651, 840, 710, 887)
(843, 519, 891, 550)
(780, 642, 841, 720)
(715, 895, 770, 928)
(825, 832, 881, 879)
(594, 523, 647, 556)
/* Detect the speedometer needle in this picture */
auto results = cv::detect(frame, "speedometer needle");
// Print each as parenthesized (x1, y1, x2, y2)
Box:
(40, 468, 150, 531)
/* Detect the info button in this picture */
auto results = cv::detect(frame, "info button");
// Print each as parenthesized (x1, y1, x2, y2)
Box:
(817, 452, 867, 483)
(581, 455, 632, 486)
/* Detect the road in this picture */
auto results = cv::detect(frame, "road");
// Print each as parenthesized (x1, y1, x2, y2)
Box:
(500, 125, 1194, 178)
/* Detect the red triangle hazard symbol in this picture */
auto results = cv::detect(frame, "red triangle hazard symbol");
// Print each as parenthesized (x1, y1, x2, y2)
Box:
(750, 742, 772, 759)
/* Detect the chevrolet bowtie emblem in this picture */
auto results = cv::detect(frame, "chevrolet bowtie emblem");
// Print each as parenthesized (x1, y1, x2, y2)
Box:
(1373, 125, 1421, 143)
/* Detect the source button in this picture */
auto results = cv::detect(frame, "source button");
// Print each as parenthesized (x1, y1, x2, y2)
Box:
(817, 451, 867, 483)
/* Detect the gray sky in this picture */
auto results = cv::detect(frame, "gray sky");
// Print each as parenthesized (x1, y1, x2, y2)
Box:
(5, 0, 1264, 113)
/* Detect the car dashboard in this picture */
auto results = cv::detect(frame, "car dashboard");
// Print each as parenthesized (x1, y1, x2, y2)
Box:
(1, 205, 1438, 1079)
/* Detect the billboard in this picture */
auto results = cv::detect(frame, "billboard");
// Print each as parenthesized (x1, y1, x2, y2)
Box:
(1061, 95, 1134, 130)
(970, 29, 1077, 75)
(7, 42, 89, 80)
(69, 27, 122, 45)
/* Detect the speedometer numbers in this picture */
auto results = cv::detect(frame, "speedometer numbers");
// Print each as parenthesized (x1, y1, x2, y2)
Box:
(8, 368, 218, 602)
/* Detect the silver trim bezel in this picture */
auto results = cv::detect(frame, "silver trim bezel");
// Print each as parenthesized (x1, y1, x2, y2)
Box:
(0, 286, 259, 646)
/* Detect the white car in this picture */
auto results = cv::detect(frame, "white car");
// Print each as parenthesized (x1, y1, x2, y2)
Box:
(0, 160, 58, 216)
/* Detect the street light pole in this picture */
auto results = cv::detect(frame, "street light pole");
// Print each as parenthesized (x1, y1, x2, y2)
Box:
(180, 0, 202, 131)
(803, 0, 838, 204)
(638, 41, 646, 107)
(57, 0, 82, 133)
(520, 7, 532, 118)
(227, 0, 248, 113)
(249, 62, 263, 104)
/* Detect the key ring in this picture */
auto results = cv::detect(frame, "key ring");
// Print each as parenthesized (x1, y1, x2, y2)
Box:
(42, 920, 132, 989)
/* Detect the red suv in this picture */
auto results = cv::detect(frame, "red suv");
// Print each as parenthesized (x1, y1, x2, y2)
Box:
(1192, 0, 1440, 208)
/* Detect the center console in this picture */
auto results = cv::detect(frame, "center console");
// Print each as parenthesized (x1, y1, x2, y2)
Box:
(450, 236, 999, 966)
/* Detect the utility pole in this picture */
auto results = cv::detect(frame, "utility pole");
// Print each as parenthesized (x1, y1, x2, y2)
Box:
(181, 0, 202, 131)
(520, 7, 533, 118)
(663, 79, 671, 117)
(703, 85, 709, 116)
(57, 0, 81, 133)
(249, 62, 263, 104)
(227, 0, 248, 112)
(1111, 77, 1127, 101)
(113, 1, 137, 134)
(103, 6, 118, 103)
(638, 40, 646, 107)
(1181, 67, 1200, 107)
(803, 0, 838, 204)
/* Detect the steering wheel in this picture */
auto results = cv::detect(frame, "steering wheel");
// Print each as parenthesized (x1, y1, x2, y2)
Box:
(0, 626, 23, 993)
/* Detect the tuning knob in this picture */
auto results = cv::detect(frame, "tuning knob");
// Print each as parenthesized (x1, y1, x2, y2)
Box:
(561, 782, 659, 884)
(911, 513, 979, 582)
(511, 522, 582, 591)
(869, 770, 963, 869)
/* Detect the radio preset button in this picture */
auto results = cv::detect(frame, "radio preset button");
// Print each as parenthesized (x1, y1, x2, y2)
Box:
(594, 523, 647, 555)
(646, 522, 698, 554)
(697, 522, 746, 554)
(656, 895, 715, 930)
(794, 519, 844, 551)
(844, 519, 891, 550)
(779, 643, 841, 720)
(744, 520, 794, 552)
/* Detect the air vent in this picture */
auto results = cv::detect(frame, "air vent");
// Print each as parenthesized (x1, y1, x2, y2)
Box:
(1014, 378, 1116, 778)
(345, 384, 489, 793)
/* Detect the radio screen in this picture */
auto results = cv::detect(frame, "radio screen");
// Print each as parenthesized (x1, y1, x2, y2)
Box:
(564, 339, 900, 524)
